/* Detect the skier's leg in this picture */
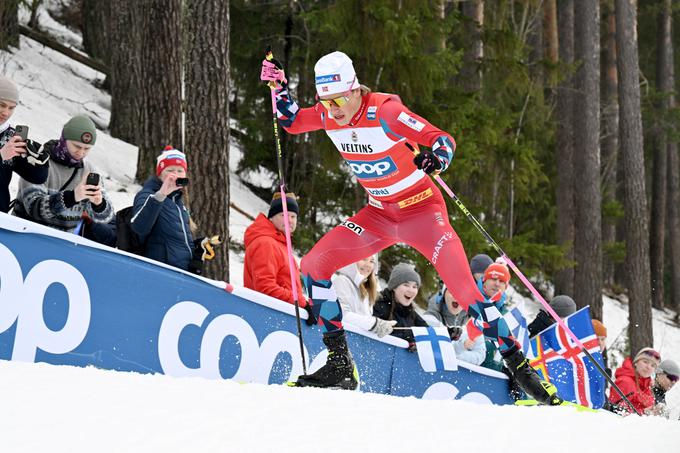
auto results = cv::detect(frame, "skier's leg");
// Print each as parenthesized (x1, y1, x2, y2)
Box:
(400, 199, 562, 404)
(296, 206, 394, 389)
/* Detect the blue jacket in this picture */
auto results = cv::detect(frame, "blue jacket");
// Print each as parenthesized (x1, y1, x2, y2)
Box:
(131, 177, 193, 270)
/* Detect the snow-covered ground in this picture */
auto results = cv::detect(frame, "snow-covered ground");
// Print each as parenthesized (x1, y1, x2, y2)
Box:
(1, 6, 680, 451)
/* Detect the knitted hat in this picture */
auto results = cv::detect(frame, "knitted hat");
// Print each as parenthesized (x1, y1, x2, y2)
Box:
(62, 115, 97, 145)
(633, 347, 661, 366)
(483, 263, 510, 283)
(591, 319, 607, 337)
(549, 295, 576, 318)
(314, 51, 360, 97)
(156, 146, 187, 176)
(657, 359, 680, 378)
(387, 263, 421, 290)
(470, 254, 494, 276)
(268, 192, 299, 218)
(0, 76, 18, 103)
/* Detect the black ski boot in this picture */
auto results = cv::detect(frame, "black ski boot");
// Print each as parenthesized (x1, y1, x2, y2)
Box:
(295, 330, 358, 390)
(504, 348, 563, 405)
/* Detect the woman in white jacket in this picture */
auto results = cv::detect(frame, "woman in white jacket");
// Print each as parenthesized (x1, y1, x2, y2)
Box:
(333, 255, 397, 337)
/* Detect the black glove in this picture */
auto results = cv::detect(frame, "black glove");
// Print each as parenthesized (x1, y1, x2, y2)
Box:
(447, 325, 463, 341)
(407, 341, 417, 353)
(25, 139, 49, 166)
(303, 303, 317, 326)
(413, 149, 442, 175)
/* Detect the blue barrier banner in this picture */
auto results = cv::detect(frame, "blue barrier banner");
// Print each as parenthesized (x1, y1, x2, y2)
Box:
(0, 213, 512, 404)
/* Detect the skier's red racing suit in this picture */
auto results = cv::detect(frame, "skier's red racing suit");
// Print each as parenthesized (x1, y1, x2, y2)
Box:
(277, 89, 519, 352)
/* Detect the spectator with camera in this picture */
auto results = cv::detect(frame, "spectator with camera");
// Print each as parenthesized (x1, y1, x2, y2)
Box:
(243, 192, 310, 312)
(130, 146, 195, 271)
(650, 359, 679, 418)
(14, 115, 113, 234)
(0, 76, 49, 213)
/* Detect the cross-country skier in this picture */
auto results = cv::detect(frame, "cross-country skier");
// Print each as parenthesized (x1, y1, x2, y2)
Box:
(264, 51, 562, 405)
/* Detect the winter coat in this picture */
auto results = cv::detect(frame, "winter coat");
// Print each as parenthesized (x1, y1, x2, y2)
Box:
(243, 213, 307, 307)
(333, 262, 375, 331)
(14, 140, 113, 230)
(453, 329, 486, 366)
(528, 310, 555, 337)
(424, 291, 469, 327)
(0, 125, 48, 213)
(373, 288, 428, 343)
(608, 357, 655, 415)
(131, 177, 193, 271)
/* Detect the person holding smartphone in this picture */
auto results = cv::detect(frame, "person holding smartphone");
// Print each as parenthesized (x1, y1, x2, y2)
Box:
(129, 146, 194, 271)
(13, 115, 114, 237)
(0, 76, 49, 213)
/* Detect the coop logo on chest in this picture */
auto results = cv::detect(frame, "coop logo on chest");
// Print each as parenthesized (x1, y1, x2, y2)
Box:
(367, 106, 377, 121)
(346, 156, 397, 179)
(340, 220, 364, 236)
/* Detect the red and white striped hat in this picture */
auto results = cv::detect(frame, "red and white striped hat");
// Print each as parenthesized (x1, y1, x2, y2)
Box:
(156, 145, 187, 176)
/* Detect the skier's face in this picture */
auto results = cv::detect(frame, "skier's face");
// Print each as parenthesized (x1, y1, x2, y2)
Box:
(270, 211, 298, 234)
(394, 282, 418, 306)
(356, 256, 375, 277)
(482, 277, 507, 298)
(634, 358, 656, 378)
(0, 99, 16, 123)
(319, 89, 362, 126)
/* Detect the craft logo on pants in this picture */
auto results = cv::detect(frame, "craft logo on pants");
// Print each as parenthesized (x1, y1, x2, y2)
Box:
(432, 231, 453, 264)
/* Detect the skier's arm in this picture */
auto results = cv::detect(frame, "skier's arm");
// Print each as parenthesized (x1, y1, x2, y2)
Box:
(274, 85, 324, 134)
(379, 100, 456, 172)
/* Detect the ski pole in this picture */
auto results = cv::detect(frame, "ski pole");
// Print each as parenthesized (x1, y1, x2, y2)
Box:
(261, 47, 307, 375)
(406, 143, 640, 415)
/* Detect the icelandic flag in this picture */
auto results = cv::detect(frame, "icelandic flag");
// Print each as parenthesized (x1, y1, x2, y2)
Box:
(529, 306, 606, 408)
(411, 326, 458, 372)
(502, 305, 534, 359)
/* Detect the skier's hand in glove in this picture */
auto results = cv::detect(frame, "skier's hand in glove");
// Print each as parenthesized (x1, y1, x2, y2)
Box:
(25, 140, 49, 166)
(370, 318, 397, 338)
(303, 302, 317, 326)
(413, 149, 443, 175)
(447, 325, 463, 341)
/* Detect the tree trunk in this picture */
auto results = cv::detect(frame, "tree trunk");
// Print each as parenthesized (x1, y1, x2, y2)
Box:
(615, 0, 653, 354)
(460, 0, 484, 92)
(109, 0, 144, 148)
(136, 0, 183, 182)
(602, 0, 619, 287)
(81, 0, 111, 66)
(650, 0, 673, 310)
(573, 0, 602, 320)
(543, 0, 558, 63)
(554, 0, 575, 297)
(0, 0, 19, 50)
(184, 0, 230, 280)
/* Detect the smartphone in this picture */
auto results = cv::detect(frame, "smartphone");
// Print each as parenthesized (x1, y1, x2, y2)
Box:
(86, 173, 100, 186)
(15, 125, 28, 141)
(176, 177, 189, 187)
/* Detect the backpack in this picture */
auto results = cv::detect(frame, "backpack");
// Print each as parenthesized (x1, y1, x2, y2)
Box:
(115, 206, 146, 255)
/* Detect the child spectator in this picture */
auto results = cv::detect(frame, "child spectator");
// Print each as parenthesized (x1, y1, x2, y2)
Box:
(424, 284, 469, 327)
(0, 76, 48, 213)
(14, 115, 113, 234)
(243, 192, 309, 313)
(591, 319, 611, 380)
(373, 263, 428, 349)
(609, 347, 660, 415)
(651, 359, 679, 418)
(469, 253, 493, 281)
(130, 147, 193, 271)
(334, 255, 396, 337)
(528, 295, 576, 337)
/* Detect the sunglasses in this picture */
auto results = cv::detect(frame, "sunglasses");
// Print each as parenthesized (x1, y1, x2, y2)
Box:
(641, 349, 661, 361)
(317, 93, 351, 110)
(667, 374, 679, 383)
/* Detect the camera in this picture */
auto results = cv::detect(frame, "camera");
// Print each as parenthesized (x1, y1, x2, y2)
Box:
(176, 177, 189, 187)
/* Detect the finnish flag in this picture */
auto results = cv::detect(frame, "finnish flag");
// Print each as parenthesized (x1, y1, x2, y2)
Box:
(411, 326, 458, 372)
(503, 306, 535, 359)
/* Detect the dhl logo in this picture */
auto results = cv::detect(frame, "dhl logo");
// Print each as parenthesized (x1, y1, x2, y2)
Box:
(398, 188, 433, 209)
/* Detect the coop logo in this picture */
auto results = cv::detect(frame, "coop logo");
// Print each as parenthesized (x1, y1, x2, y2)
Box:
(315, 74, 341, 84)
(432, 231, 453, 264)
(0, 244, 91, 362)
(347, 156, 397, 179)
(340, 219, 364, 236)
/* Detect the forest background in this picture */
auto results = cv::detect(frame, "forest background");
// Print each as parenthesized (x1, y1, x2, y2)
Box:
(1, 0, 678, 357)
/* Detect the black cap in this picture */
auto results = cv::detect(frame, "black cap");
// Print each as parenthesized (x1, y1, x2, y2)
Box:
(268, 194, 299, 218)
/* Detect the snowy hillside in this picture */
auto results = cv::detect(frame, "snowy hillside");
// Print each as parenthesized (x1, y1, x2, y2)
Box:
(1, 8, 680, 451)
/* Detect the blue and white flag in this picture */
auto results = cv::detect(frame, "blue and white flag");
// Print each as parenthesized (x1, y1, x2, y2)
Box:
(502, 306, 534, 359)
(411, 326, 458, 372)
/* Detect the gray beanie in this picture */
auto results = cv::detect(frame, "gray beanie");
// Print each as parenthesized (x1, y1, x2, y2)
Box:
(550, 295, 577, 318)
(387, 263, 421, 290)
(658, 359, 680, 377)
(0, 76, 19, 103)
(62, 115, 97, 145)
(470, 254, 493, 275)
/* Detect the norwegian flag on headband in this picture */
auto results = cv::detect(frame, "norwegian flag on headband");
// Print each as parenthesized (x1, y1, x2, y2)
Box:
(529, 307, 606, 408)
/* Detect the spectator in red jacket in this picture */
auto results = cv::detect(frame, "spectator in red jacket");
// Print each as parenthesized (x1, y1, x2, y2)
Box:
(243, 192, 309, 311)
(609, 347, 660, 415)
